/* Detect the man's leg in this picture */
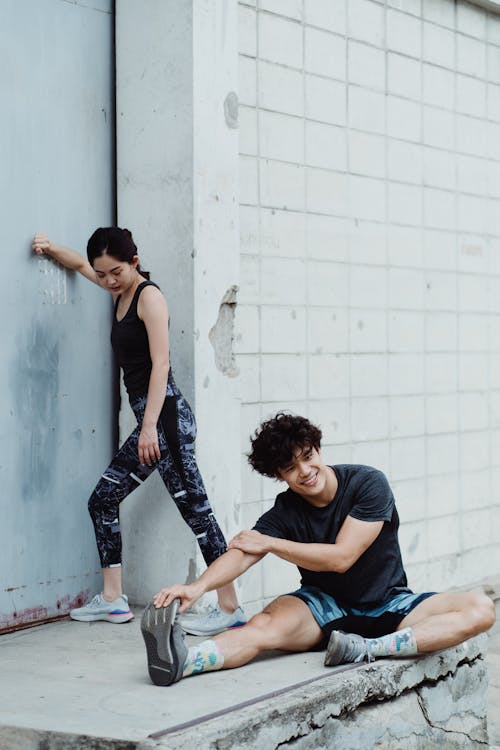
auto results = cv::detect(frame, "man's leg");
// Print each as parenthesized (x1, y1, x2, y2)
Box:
(142, 595, 323, 685)
(325, 590, 495, 666)
(396, 590, 495, 651)
(196, 594, 323, 670)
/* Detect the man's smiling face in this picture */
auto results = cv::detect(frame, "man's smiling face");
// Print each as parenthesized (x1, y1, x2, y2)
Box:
(276, 445, 336, 506)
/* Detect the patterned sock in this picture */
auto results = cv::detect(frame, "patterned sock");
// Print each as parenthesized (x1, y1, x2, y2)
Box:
(182, 639, 225, 677)
(365, 627, 418, 658)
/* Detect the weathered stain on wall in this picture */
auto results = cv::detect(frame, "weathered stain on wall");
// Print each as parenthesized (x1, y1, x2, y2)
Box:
(12, 321, 60, 500)
(0, 590, 89, 634)
(208, 285, 240, 377)
(224, 92, 239, 129)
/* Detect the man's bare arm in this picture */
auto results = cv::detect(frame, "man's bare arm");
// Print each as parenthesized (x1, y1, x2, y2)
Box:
(229, 516, 384, 574)
(153, 548, 262, 611)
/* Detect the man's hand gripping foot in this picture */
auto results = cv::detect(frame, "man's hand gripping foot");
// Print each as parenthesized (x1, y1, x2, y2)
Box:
(141, 598, 187, 686)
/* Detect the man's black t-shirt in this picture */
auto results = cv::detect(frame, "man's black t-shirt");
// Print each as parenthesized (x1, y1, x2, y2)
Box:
(253, 464, 409, 607)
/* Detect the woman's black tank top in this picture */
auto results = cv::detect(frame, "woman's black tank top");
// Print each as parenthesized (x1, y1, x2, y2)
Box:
(111, 280, 170, 398)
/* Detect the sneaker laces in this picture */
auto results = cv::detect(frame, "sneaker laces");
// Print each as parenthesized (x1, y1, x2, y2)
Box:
(343, 633, 373, 663)
(353, 649, 373, 664)
(179, 603, 219, 619)
(85, 594, 106, 610)
(205, 605, 225, 620)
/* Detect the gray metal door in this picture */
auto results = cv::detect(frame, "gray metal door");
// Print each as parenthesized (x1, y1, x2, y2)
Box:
(1, 0, 115, 631)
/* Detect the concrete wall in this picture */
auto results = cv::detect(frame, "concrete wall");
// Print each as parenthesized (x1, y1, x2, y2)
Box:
(0, 0, 115, 629)
(115, 0, 196, 603)
(6, 0, 499, 622)
(236, 0, 500, 609)
(116, 0, 240, 603)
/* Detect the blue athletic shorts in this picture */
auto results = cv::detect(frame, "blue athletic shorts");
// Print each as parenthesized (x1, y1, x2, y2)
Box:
(290, 585, 437, 642)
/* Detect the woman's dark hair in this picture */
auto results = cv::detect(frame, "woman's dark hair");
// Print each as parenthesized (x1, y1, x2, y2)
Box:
(247, 412, 322, 478)
(86, 227, 150, 279)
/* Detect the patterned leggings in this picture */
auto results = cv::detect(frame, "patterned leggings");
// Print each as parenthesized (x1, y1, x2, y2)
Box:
(88, 393, 228, 568)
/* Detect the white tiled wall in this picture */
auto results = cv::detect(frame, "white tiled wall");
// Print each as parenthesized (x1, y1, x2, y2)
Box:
(236, 0, 500, 610)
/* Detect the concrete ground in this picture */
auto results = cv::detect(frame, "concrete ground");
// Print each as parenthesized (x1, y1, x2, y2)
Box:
(0, 611, 499, 747)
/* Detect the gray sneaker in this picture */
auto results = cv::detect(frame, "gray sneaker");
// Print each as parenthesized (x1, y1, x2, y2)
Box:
(178, 604, 247, 636)
(324, 630, 373, 667)
(141, 599, 188, 686)
(70, 594, 133, 623)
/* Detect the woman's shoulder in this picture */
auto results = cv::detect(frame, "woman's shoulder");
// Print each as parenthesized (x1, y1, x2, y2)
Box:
(138, 279, 160, 293)
(137, 280, 163, 302)
(137, 281, 168, 318)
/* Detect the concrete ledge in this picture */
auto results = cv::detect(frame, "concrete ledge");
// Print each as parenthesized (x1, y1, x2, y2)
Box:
(0, 634, 489, 750)
(148, 635, 489, 750)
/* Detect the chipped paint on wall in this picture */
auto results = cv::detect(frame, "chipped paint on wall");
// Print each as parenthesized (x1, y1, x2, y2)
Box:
(208, 285, 239, 377)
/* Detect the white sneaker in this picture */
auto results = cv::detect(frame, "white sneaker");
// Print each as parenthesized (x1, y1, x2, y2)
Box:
(178, 604, 247, 636)
(70, 593, 134, 623)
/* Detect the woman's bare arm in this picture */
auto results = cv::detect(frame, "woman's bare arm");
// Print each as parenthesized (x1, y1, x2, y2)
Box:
(137, 285, 171, 466)
(33, 232, 98, 284)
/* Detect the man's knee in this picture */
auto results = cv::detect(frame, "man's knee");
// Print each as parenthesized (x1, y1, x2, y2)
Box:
(246, 610, 274, 634)
(244, 603, 300, 640)
(234, 610, 278, 649)
(468, 592, 496, 634)
(243, 597, 322, 652)
(454, 591, 496, 636)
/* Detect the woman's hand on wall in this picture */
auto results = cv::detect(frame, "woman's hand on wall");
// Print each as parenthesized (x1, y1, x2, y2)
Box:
(32, 232, 52, 256)
(31, 233, 98, 283)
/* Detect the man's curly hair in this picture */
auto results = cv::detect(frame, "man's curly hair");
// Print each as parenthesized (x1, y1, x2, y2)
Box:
(247, 412, 322, 478)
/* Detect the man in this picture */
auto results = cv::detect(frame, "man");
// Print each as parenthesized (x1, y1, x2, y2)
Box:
(140, 413, 495, 686)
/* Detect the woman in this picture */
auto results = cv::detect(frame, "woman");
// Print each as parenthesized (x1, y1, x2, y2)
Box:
(32, 228, 245, 636)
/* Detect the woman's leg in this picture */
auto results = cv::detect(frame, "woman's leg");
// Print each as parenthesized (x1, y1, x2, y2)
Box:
(88, 424, 156, 599)
(102, 567, 124, 602)
(156, 396, 239, 614)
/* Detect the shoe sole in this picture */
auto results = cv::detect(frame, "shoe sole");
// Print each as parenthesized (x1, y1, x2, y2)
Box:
(324, 630, 346, 667)
(70, 611, 134, 624)
(141, 600, 184, 686)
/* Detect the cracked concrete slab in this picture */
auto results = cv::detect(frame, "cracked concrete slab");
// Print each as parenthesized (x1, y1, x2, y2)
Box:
(149, 635, 489, 750)
(0, 616, 496, 750)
